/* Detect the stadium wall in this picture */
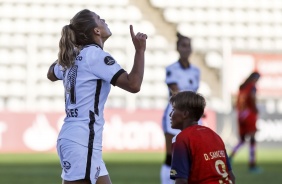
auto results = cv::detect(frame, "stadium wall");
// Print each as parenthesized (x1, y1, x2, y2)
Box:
(0, 109, 281, 153)
(0, 109, 215, 153)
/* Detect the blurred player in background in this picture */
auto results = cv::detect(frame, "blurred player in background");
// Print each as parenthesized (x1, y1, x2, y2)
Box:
(169, 91, 235, 184)
(160, 33, 201, 184)
(47, 9, 147, 184)
(229, 72, 261, 173)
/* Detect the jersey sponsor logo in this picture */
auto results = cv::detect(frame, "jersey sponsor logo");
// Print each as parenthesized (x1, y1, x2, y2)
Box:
(104, 56, 115, 65)
(63, 161, 71, 173)
(166, 70, 171, 77)
(170, 169, 177, 176)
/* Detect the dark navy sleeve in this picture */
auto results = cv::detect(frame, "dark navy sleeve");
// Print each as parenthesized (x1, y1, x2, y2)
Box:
(225, 150, 232, 171)
(170, 135, 191, 180)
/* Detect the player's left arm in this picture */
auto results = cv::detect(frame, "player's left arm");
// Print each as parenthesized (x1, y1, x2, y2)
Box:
(170, 135, 190, 181)
(225, 150, 236, 183)
(250, 87, 258, 113)
(47, 60, 60, 82)
(228, 170, 236, 184)
(168, 83, 179, 94)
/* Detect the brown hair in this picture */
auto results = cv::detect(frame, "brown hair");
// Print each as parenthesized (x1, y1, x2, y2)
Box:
(58, 9, 98, 69)
(170, 91, 206, 121)
(240, 71, 260, 89)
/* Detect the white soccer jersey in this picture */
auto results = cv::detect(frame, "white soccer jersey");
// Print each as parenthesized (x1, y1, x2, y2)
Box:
(162, 61, 200, 134)
(165, 61, 200, 93)
(54, 44, 125, 150)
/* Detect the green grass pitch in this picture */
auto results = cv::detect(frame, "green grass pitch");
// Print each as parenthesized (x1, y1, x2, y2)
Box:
(0, 147, 282, 184)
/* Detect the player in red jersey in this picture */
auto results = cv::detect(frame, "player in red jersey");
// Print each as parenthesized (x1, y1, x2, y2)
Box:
(229, 72, 261, 172)
(169, 91, 235, 184)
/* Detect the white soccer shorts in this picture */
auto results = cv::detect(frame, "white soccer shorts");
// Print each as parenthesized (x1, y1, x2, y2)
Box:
(57, 139, 108, 183)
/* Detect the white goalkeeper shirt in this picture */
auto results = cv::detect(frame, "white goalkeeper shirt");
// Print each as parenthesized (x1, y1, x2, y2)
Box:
(165, 61, 200, 93)
(53, 44, 125, 150)
(162, 61, 200, 134)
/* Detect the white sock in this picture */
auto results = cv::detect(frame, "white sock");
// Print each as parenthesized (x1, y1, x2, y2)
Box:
(160, 164, 174, 184)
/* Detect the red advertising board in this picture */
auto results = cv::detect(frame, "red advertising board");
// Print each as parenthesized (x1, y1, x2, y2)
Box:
(0, 109, 215, 153)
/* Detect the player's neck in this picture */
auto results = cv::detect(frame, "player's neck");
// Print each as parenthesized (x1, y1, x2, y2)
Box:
(178, 59, 190, 68)
(92, 37, 104, 49)
(183, 121, 198, 129)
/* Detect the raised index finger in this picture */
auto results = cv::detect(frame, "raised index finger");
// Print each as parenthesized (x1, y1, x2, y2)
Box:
(130, 25, 135, 38)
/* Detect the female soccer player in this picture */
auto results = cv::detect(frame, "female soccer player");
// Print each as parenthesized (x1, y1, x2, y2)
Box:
(47, 9, 147, 184)
(229, 72, 261, 172)
(160, 33, 200, 184)
(169, 91, 235, 184)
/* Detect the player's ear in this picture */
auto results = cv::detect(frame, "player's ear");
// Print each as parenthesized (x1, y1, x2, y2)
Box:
(93, 27, 100, 36)
(183, 110, 189, 119)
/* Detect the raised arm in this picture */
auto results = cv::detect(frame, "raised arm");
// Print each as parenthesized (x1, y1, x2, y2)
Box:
(47, 60, 59, 82)
(115, 25, 147, 93)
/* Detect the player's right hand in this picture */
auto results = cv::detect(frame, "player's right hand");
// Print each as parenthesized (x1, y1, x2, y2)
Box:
(130, 25, 147, 52)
